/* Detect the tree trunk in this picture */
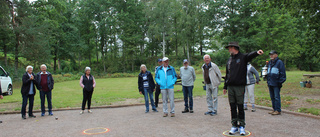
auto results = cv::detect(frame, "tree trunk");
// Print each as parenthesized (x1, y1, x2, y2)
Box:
(14, 33, 19, 77)
(187, 41, 190, 65)
(162, 32, 165, 57)
(3, 39, 8, 66)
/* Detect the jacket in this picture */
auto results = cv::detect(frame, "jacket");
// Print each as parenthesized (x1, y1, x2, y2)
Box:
(202, 62, 222, 87)
(36, 71, 54, 91)
(223, 51, 259, 89)
(180, 66, 196, 86)
(155, 65, 177, 89)
(246, 64, 260, 85)
(138, 71, 155, 94)
(267, 57, 286, 87)
(21, 72, 37, 96)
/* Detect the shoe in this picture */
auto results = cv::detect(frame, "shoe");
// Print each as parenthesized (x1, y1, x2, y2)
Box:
(80, 110, 84, 114)
(190, 109, 194, 113)
(171, 113, 175, 117)
(0, 121, 2, 123)
(239, 126, 246, 135)
(210, 111, 217, 116)
(244, 107, 248, 110)
(155, 104, 158, 108)
(251, 108, 256, 112)
(152, 109, 158, 112)
(204, 111, 212, 115)
(29, 115, 36, 118)
(41, 113, 45, 117)
(163, 113, 168, 117)
(145, 110, 149, 113)
(88, 110, 92, 113)
(268, 110, 275, 114)
(49, 112, 53, 116)
(22, 115, 26, 120)
(229, 127, 238, 135)
(271, 111, 281, 115)
(182, 109, 189, 113)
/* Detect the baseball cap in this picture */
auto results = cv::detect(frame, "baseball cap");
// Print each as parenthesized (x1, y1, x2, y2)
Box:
(162, 57, 169, 62)
(183, 59, 188, 63)
(157, 59, 162, 62)
(269, 50, 278, 55)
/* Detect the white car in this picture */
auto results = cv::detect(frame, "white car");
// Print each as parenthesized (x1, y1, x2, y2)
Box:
(0, 66, 13, 95)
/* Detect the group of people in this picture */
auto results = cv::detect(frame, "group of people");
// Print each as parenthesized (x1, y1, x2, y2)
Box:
(137, 42, 286, 135)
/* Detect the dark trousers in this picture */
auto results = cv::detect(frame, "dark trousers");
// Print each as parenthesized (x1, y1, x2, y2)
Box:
(183, 86, 194, 110)
(82, 89, 93, 110)
(155, 84, 161, 107)
(40, 90, 52, 114)
(21, 94, 35, 116)
(268, 86, 281, 112)
(228, 86, 246, 127)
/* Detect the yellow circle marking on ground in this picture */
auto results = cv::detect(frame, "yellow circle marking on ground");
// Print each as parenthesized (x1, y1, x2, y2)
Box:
(222, 130, 252, 137)
(83, 127, 109, 135)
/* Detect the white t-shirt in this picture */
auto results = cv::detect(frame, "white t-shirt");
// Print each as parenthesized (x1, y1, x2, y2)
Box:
(163, 66, 168, 79)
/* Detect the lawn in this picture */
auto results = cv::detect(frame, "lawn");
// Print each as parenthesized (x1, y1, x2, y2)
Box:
(1, 71, 319, 116)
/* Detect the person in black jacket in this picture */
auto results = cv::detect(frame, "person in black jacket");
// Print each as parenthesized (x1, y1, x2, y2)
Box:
(79, 67, 96, 114)
(21, 65, 37, 119)
(223, 42, 264, 135)
(138, 64, 158, 113)
(36, 64, 54, 116)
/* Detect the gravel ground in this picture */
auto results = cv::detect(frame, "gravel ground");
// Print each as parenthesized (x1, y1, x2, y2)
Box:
(0, 96, 319, 137)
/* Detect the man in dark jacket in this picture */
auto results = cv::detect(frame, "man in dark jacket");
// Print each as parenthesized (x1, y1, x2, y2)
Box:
(36, 64, 54, 116)
(21, 66, 37, 119)
(138, 64, 157, 113)
(267, 50, 286, 115)
(223, 42, 264, 135)
(154, 59, 162, 107)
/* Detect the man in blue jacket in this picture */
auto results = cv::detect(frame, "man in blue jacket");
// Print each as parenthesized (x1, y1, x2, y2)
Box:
(155, 57, 177, 117)
(267, 50, 286, 115)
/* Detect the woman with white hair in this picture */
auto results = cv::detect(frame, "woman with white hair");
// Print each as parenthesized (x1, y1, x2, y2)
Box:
(21, 65, 37, 119)
(79, 67, 96, 114)
(138, 64, 158, 113)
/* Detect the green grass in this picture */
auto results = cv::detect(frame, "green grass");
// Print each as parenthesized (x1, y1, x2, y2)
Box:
(298, 107, 320, 115)
(306, 99, 320, 104)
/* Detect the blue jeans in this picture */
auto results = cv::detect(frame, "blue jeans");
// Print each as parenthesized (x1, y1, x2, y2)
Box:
(21, 94, 34, 116)
(40, 90, 52, 114)
(144, 88, 156, 111)
(268, 86, 281, 112)
(183, 86, 193, 110)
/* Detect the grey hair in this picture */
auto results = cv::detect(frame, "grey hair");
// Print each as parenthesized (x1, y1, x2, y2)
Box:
(140, 64, 147, 70)
(203, 54, 211, 59)
(85, 67, 91, 72)
(40, 64, 47, 69)
(26, 65, 33, 72)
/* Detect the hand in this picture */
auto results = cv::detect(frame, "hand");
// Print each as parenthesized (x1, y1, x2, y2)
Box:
(223, 89, 227, 95)
(257, 50, 264, 55)
(0, 95, 3, 99)
(30, 75, 34, 80)
(139, 91, 142, 94)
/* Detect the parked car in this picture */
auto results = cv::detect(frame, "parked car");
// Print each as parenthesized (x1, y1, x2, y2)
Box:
(0, 66, 13, 95)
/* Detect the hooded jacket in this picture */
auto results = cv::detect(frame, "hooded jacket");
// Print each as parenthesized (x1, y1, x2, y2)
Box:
(202, 62, 222, 87)
(155, 65, 177, 89)
(267, 57, 286, 87)
(223, 51, 259, 89)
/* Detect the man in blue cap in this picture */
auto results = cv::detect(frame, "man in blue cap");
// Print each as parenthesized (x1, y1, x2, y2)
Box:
(154, 59, 163, 107)
(180, 59, 196, 113)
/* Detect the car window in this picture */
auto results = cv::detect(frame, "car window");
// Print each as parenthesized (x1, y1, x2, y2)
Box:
(0, 68, 6, 76)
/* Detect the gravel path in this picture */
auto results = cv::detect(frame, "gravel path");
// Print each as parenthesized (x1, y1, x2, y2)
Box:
(0, 96, 319, 137)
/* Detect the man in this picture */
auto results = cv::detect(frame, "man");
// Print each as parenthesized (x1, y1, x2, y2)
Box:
(180, 59, 196, 113)
(155, 57, 177, 117)
(244, 63, 260, 112)
(267, 50, 286, 115)
(202, 55, 222, 116)
(223, 42, 264, 135)
(154, 59, 163, 107)
(36, 64, 54, 116)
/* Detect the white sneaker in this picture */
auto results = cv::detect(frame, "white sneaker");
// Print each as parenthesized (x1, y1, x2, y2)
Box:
(88, 110, 92, 113)
(80, 110, 84, 114)
(229, 127, 238, 135)
(239, 126, 246, 135)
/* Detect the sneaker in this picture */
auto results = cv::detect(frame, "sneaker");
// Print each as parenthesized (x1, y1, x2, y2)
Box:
(163, 113, 168, 117)
(210, 111, 217, 116)
(49, 112, 53, 116)
(88, 110, 92, 113)
(171, 113, 175, 117)
(80, 111, 84, 114)
(244, 107, 248, 110)
(29, 115, 36, 118)
(182, 109, 189, 113)
(22, 115, 26, 120)
(229, 127, 238, 135)
(190, 109, 194, 113)
(41, 113, 45, 117)
(204, 111, 212, 115)
(271, 111, 281, 115)
(152, 109, 158, 112)
(239, 126, 246, 135)
(268, 110, 275, 114)
(251, 108, 256, 112)
(145, 110, 149, 113)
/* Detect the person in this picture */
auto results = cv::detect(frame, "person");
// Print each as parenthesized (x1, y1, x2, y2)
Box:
(0, 80, 3, 123)
(79, 67, 96, 114)
(223, 42, 264, 135)
(180, 59, 196, 113)
(244, 63, 259, 112)
(138, 64, 158, 113)
(154, 59, 163, 107)
(202, 55, 222, 116)
(21, 65, 37, 119)
(36, 64, 54, 116)
(155, 57, 177, 117)
(267, 50, 286, 115)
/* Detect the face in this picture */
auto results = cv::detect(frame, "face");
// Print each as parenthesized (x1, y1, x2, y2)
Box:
(141, 66, 146, 73)
(27, 68, 33, 74)
(269, 54, 278, 60)
(228, 46, 238, 55)
(41, 66, 47, 72)
(163, 60, 169, 67)
(158, 61, 163, 66)
(183, 62, 188, 67)
(86, 70, 91, 75)
(204, 55, 211, 64)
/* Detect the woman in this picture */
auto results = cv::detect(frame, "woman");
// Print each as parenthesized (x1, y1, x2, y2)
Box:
(79, 67, 96, 114)
(244, 63, 260, 112)
(21, 65, 37, 119)
(138, 64, 158, 113)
